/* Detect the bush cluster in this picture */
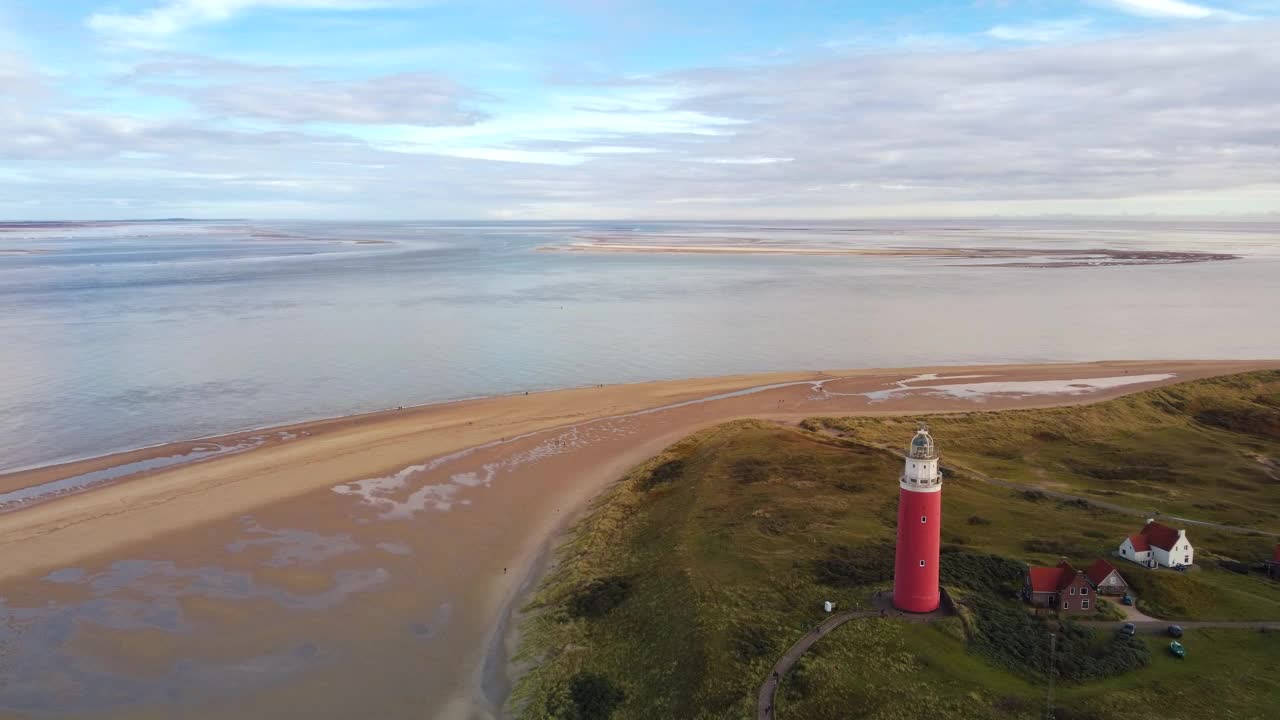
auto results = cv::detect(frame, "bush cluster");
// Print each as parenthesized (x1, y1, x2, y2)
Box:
(567, 576, 632, 619)
(939, 551, 1026, 592)
(636, 459, 685, 490)
(1194, 405, 1280, 441)
(561, 672, 625, 719)
(813, 543, 895, 587)
(729, 624, 774, 663)
(965, 595, 1149, 683)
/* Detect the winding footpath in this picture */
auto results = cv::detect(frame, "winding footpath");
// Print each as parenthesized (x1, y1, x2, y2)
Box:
(757, 596, 948, 720)
(756, 610, 872, 720)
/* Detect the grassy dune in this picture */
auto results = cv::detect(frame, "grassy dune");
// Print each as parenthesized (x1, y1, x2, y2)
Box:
(511, 372, 1280, 719)
(809, 369, 1280, 533)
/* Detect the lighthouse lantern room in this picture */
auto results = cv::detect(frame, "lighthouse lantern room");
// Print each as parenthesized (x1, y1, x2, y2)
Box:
(893, 424, 942, 613)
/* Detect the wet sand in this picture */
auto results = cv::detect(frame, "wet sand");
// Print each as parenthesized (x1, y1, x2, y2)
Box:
(0, 360, 1274, 719)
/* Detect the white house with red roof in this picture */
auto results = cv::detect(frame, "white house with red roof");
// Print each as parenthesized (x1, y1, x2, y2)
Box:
(1119, 520, 1193, 569)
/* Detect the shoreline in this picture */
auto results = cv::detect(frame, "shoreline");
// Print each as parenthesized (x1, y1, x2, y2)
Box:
(2, 359, 1278, 720)
(0, 373, 832, 499)
(0, 358, 1264, 497)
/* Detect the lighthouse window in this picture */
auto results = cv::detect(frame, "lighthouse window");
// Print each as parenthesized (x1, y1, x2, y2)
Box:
(918, 560, 926, 567)
(921, 516, 927, 524)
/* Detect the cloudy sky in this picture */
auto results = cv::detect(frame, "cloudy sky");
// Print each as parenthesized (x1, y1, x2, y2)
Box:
(2, 1, 1278, 219)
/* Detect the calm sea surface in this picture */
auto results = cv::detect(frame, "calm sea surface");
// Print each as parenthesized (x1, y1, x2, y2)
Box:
(2, 219, 1278, 472)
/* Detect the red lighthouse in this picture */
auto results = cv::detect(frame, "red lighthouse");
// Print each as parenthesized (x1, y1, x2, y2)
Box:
(893, 425, 942, 613)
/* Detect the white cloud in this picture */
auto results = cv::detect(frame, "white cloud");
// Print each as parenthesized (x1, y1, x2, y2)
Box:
(381, 144, 585, 165)
(1094, 0, 1251, 20)
(688, 157, 793, 165)
(578, 146, 660, 154)
(986, 18, 1094, 42)
(122, 55, 484, 126)
(88, 0, 414, 36)
(9, 18, 1280, 218)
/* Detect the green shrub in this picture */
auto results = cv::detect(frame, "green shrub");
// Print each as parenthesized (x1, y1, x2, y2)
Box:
(730, 624, 774, 663)
(565, 672, 625, 719)
(939, 551, 1026, 592)
(567, 576, 632, 619)
(1218, 559, 1251, 575)
(813, 543, 895, 587)
(636, 459, 685, 490)
(964, 595, 1149, 683)
(1193, 405, 1280, 440)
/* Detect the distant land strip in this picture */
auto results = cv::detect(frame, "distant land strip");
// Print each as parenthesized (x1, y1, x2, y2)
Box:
(539, 236, 1239, 267)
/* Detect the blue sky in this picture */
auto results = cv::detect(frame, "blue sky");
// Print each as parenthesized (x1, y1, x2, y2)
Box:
(1, 1, 1278, 219)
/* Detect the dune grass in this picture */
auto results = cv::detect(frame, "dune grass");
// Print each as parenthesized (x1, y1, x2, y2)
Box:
(809, 370, 1280, 534)
(511, 372, 1280, 719)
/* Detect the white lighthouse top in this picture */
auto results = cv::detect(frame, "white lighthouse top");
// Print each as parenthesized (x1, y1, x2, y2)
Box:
(907, 426, 937, 460)
(901, 425, 941, 492)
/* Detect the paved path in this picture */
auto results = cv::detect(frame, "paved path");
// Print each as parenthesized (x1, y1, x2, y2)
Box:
(1113, 597, 1159, 623)
(756, 610, 873, 720)
(1079, 619, 1280, 632)
(757, 595, 948, 720)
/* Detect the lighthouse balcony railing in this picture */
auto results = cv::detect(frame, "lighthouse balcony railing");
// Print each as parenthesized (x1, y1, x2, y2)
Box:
(901, 474, 940, 487)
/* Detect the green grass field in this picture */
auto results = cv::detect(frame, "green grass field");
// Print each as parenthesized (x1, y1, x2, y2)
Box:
(511, 372, 1280, 719)
(808, 369, 1280, 533)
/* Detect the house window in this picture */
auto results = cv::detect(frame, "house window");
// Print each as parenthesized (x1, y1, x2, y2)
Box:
(1063, 601, 1069, 609)
(1122, 548, 1128, 555)
(1070, 587, 1076, 595)
(919, 560, 926, 567)
(1082, 600, 1090, 610)
(1184, 555, 1189, 563)
(1081, 586, 1088, 595)
(921, 516, 927, 524)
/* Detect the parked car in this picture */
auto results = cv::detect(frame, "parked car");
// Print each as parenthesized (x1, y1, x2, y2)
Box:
(1169, 641, 1186, 658)
(1120, 623, 1136, 637)
(1122, 594, 1134, 606)
(1168, 625, 1183, 638)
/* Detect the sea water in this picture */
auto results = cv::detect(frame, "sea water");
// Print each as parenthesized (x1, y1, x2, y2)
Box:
(2, 218, 1278, 472)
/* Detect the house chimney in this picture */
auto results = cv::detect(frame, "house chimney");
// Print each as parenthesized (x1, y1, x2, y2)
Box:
(1178, 529, 1186, 537)
(1145, 518, 1154, 524)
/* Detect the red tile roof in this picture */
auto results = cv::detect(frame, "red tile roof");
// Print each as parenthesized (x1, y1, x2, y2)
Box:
(1028, 566, 1064, 593)
(1139, 521, 1182, 551)
(1086, 558, 1119, 586)
(1126, 534, 1150, 552)
(1028, 561, 1079, 593)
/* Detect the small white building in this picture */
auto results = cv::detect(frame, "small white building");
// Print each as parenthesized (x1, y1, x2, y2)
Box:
(1119, 520, 1193, 569)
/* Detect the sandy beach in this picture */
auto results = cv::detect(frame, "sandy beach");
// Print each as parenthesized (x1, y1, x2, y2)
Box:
(0, 359, 1275, 719)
